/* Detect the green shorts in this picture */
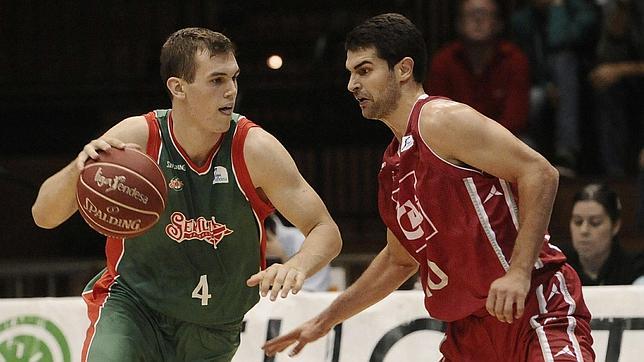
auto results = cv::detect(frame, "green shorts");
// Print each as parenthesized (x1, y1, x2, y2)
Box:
(82, 274, 242, 362)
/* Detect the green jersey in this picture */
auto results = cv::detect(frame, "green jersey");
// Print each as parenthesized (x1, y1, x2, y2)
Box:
(87, 110, 274, 326)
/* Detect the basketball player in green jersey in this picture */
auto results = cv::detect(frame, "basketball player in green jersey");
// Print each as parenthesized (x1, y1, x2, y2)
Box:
(31, 28, 342, 361)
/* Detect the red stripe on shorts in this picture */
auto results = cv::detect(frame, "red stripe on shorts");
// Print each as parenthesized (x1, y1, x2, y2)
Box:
(80, 238, 125, 361)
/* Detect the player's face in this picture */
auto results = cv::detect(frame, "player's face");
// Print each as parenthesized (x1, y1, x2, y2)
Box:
(183, 50, 239, 132)
(570, 200, 619, 261)
(346, 47, 401, 120)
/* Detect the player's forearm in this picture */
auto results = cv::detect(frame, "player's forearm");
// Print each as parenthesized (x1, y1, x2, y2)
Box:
(316, 246, 418, 328)
(284, 221, 342, 277)
(510, 160, 559, 274)
(32, 161, 80, 229)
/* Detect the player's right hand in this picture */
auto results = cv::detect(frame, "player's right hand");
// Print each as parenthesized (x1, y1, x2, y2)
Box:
(262, 316, 332, 357)
(246, 263, 306, 301)
(75, 137, 141, 171)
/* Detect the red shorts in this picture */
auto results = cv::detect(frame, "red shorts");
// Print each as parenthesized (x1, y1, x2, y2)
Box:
(440, 263, 594, 361)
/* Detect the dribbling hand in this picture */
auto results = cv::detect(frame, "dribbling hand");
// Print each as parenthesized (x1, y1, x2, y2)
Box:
(246, 263, 306, 301)
(75, 137, 141, 171)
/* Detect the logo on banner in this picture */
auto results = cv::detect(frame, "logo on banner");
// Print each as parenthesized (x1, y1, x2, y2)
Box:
(0, 315, 71, 362)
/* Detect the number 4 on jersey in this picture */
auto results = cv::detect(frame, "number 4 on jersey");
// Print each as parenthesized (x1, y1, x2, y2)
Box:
(192, 275, 212, 306)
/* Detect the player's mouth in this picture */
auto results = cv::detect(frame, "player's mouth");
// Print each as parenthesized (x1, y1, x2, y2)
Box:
(218, 105, 234, 115)
(355, 95, 371, 108)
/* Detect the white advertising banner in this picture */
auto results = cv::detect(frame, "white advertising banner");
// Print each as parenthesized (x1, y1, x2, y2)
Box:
(0, 287, 643, 362)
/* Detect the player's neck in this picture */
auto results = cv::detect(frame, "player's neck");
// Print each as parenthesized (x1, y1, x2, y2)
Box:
(170, 108, 224, 166)
(381, 86, 426, 141)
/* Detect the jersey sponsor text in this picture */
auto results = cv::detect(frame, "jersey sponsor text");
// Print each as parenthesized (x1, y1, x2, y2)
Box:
(165, 211, 233, 248)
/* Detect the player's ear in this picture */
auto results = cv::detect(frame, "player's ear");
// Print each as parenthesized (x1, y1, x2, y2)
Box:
(397, 57, 415, 82)
(167, 77, 185, 99)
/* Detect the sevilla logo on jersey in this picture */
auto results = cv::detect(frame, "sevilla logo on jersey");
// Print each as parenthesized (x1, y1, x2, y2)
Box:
(392, 171, 438, 244)
(165, 211, 233, 248)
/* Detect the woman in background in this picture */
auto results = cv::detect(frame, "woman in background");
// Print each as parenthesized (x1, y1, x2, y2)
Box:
(565, 183, 644, 285)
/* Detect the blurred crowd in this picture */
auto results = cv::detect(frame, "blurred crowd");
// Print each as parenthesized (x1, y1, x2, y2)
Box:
(427, 0, 644, 179)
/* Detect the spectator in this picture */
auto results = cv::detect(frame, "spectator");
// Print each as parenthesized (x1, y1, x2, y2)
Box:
(590, 0, 644, 177)
(561, 183, 644, 285)
(511, 0, 597, 176)
(427, 0, 530, 136)
(265, 214, 332, 292)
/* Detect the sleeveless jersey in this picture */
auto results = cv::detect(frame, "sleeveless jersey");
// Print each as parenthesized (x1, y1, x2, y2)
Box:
(93, 110, 274, 326)
(378, 95, 566, 322)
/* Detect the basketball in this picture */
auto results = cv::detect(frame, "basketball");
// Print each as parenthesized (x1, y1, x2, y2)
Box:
(76, 147, 167, 238)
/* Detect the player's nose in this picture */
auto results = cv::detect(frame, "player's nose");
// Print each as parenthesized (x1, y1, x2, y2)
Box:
(347, 74, 360, 93)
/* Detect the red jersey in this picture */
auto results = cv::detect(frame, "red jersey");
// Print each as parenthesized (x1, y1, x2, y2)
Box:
(378, 95, 566, 322)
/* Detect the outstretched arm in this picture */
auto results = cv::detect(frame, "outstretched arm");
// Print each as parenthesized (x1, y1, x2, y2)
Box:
(243, 128, 342, 299)
(262, 229, 418, 357)
(421, 99, 559, 323)
(31, 116, 147, 229)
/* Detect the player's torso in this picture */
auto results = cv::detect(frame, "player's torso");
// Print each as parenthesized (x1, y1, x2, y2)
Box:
(377, 95, 564, 321)
(107, 110, 262, 325)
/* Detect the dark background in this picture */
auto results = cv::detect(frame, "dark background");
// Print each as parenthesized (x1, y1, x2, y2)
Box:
(1, 0, 638, 269)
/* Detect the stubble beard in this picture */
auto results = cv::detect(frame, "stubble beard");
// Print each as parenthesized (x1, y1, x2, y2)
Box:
(364, 74, 401, 120)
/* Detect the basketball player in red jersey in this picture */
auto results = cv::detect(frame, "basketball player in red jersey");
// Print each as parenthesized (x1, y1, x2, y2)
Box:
(264, 13, 594, 361)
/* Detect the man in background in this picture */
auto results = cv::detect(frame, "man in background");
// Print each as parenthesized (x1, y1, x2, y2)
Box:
(427, 0, 530, 137)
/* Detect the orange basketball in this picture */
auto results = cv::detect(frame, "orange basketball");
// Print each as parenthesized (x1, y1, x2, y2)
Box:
(76, 147, 167, 238)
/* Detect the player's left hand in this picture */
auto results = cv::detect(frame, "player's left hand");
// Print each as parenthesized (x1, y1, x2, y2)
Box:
(246, 263, 306, 301)
(263, 316, 331, 357)
(486, 269, 531, 323)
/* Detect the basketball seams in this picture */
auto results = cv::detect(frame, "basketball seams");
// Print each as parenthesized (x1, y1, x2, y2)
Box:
(82, 162, 166, 209)
(75, 191, 159, 237)
(77, 176, 161, 217)
(130, 148, 167, 198)
(76, 147, 167, 238)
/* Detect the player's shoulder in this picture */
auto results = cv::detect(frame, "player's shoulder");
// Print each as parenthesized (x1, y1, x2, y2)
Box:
(418, 98, 487, 146)
(105, 115, 149, 147)
(119, 115, 148, 128)
(420, 98, 469, 127)
(242, 126, 292, 168)
(244, 126, 281, 153)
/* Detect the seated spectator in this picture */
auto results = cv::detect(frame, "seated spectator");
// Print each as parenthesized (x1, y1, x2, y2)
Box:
(511, 0, 597, 176)
(265, 214, 332, 292)
(590, 0, 644, 177)
(427, 0, 530, 136)
(561, 183, 644, 285)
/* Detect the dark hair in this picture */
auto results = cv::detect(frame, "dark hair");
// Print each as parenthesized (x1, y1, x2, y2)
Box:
(345, 13, 427, 83)
(573, 183, 622, 223)
(160, 27, 235, 85)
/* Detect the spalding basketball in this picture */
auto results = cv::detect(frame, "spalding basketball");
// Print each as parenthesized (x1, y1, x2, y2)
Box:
(76, 147, 167, 238)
